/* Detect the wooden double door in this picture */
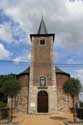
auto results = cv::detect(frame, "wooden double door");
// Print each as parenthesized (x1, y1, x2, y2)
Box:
(37, 91, 48, 113)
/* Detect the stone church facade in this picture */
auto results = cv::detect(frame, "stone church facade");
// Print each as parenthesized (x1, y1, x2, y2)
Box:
(16, 18, 74, 114)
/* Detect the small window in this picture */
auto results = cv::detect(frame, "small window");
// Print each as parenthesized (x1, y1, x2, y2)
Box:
(40, 39, 45, 45)
(40, 76, 46, 86)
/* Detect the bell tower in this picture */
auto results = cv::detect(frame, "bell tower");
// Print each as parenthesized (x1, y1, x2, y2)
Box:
(28, 18, 57, 113)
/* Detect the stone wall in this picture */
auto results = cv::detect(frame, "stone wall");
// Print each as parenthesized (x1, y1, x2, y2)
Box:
(16, 72, 79, 113)
(28, 86, 57, 114)
(56, 73, 79, 112)
(57, 89, 72, 112)
(16, 74, 29, 113)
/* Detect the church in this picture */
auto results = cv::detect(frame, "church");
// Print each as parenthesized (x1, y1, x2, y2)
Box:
(16, 18, 73, 114)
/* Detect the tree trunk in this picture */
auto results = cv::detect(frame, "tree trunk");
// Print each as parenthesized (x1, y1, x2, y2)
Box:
(10, 97, 13, 121)
(72, 96, 76, 122)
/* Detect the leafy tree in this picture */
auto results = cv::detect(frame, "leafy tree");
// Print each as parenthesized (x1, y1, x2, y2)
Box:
(80, 101, 83, 108)
(0, 93, 7, 103)
(63, 77, 81, 122)
(0, 74, 20, 121)
(0, 75, 8, 103)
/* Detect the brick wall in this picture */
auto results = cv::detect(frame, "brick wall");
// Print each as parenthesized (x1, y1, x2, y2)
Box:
(31, 36, 54, 86)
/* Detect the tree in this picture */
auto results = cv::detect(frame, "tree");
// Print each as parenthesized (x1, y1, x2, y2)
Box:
(63, 77, 81, 122)
(0, 74, 20, 121)
(0, 75, 8, 103)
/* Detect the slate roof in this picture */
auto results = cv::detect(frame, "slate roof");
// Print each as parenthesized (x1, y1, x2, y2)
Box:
(37, 17, 48, 34)
(17, 66, 70, 77)
(30, 17, 55, 41)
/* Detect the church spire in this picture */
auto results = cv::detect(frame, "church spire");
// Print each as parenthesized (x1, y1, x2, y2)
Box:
(37, 17, 48, 34)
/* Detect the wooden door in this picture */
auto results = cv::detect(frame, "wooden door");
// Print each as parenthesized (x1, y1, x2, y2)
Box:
(38, 91, 48, 113)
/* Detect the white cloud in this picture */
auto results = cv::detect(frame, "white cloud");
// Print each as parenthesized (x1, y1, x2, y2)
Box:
(75, 69, 83, 86)
(6, 6, 24, 26)
(66, 0, 83, 15)
(5, 4, 33, 32)
(13, 51, 31, 64)
(0, 0, 83, 47)
(27, 53, 31, 61)
(0, 22, 30, 45)
(0, 43, 11, 59)
(0, 23, 12, 43)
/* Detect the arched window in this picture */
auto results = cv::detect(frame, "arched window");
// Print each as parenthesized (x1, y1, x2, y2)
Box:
(40, 76, 46, 87)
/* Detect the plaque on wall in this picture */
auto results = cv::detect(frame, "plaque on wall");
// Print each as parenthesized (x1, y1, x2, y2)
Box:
(31, 103, 35, 107)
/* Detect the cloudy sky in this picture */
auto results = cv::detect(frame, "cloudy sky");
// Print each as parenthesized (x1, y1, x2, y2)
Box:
(0, 0, 83, 88)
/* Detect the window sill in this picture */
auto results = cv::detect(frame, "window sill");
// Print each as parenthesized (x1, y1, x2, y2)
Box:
(38, 86, 48, 89)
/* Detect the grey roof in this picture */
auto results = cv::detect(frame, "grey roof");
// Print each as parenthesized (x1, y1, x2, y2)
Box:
(30, 17, 55, 41)
(17, 66, 70, 77)
(55, 66, 65, 73)
(20, 67, 30, 74)
(37, 17, 48, 34)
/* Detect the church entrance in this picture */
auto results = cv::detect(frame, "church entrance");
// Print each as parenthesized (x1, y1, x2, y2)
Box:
(37, 91, 48, 113)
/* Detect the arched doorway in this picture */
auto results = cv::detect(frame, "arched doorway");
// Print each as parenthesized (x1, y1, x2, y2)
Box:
(37, 91, 48, 113)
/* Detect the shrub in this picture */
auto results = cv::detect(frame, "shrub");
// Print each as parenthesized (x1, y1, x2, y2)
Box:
(80, 102, 83, 108)
(0, 102, 8, 109)
(77, 108, 83, 119)
(0, 102, 9, 119)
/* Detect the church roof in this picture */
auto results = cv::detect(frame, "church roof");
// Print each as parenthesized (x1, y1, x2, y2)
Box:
(55, 66, 65, 73)
(37, 17, 48, 34)
(17, 66, 70, 77)
(30, 18, 55, 41)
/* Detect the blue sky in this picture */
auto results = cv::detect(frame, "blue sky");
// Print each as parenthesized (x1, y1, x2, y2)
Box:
(0, 0, 83, 95)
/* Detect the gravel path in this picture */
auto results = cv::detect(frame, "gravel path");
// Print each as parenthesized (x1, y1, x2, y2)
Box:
(0, 111, 83, 125)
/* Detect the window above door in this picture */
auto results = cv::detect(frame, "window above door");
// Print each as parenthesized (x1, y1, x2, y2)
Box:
(40, 76, 46, 87)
